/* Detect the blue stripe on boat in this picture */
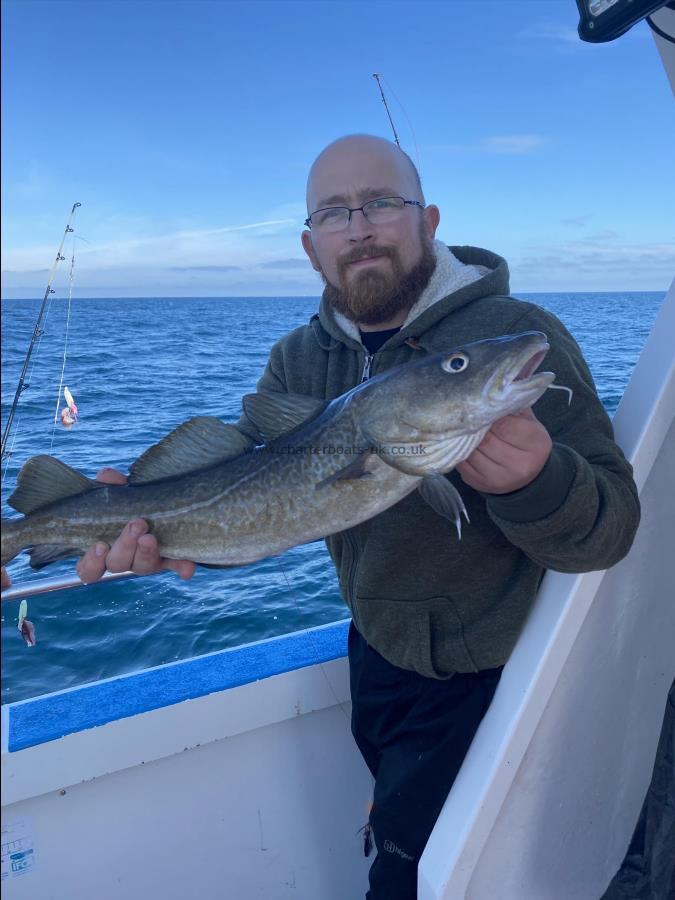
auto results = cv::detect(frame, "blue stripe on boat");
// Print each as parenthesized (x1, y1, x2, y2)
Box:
(8, 619, 350, 752)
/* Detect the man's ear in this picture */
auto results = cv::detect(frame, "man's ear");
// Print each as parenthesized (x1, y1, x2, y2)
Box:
(301, 230, 322, 272)
(423, 204, 440, 239)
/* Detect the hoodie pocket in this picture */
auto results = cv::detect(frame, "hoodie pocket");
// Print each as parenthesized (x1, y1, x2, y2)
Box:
(352, 595, 478, 679)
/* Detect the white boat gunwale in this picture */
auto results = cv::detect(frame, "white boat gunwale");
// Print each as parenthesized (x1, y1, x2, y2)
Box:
(2, 619, 352, 805)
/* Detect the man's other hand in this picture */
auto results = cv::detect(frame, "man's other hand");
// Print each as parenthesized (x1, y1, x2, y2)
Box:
(456, 408, 552, 495)
(76, 468, 197, 584)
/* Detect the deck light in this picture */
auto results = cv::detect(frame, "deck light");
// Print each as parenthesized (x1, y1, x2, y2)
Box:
(576, 0, 670, 42)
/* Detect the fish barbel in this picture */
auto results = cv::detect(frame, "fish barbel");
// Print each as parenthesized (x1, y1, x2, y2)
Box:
(1, 332, 556, 571)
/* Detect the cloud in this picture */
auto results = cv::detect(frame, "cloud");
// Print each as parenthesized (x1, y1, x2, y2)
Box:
(429, 135, 548, 155)
(2, 216, 303, 274)
(0, 202, 316, 296)
(584, 230, 620, 241)
(6, 160, 53, 198)
(511, 239, 675, 290)
(516, 19, 650, 51)
(480, 135, 548, 155)
(201, 218, 296, 235)
(561, 215, 593, 227)
(257, 258, 310, 270)
(3, 239, 670, 296)
(518, 24, 581, 45)
(168, 265, 241, 272)
(262, 202, 308, 220)
(558, 217, 623, 239)
(1, 252, 323, 297)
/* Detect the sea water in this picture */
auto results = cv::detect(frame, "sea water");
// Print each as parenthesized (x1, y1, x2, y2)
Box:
(0, 292, 664, 703)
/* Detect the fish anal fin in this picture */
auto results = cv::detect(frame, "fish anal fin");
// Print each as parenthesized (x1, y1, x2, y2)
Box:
(129, 417, 255, 484)
(28, 544, 81, 569)
(8, 455, 101, 515)
(242, 392, 327, 443)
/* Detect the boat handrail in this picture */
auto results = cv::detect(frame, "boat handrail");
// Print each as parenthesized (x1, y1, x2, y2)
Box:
(1, 569, 136, 602)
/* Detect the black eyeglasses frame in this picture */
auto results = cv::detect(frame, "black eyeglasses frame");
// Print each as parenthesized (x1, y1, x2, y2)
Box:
(303, 196, 424, 230)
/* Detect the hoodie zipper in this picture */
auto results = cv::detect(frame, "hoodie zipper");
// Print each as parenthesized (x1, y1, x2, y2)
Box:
(345, 528, 362, 631)
(360, 351, 374, 383)
(347, 348, 375, 631)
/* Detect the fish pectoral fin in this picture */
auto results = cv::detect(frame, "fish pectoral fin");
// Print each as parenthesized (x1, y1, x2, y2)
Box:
(418, 474, 469, 539)
(316, 451, 375, 489)
(28, 544, 81, 570)
(9, 455, 102, 515)
(242, 392, 327, 443)
(129, 417, 255, 484)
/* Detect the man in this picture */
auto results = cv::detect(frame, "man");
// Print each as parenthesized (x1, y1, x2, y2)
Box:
(42, 135, 644, 898)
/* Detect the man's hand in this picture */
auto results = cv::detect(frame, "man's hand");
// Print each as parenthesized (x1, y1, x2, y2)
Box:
(76, 467, 197, 584)
(456, 408, 552, 495)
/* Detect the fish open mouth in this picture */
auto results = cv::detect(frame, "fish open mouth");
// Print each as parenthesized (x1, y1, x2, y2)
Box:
(494, 335, 555, 404)
(513, 345, 550, 382)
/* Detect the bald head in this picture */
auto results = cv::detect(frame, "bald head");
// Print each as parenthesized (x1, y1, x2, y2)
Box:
(306, 134, 424, 214)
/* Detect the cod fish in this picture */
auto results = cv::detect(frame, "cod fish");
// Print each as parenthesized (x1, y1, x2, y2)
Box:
(1, 332, 557, 572)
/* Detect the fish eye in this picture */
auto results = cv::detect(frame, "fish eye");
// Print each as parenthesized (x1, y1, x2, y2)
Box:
(443, 352, 469, 373)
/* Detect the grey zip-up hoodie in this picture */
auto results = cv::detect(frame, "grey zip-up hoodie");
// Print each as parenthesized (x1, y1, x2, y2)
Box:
(237, 243, 640, 678)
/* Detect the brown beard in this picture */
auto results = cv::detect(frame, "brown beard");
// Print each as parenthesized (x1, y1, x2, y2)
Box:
(322, 230, 437, 327)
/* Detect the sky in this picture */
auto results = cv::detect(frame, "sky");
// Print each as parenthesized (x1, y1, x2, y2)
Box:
(1, 0, 674, 298)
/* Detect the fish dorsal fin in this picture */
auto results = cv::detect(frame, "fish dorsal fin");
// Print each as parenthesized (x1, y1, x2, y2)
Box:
(8, 455, 101, 515)
(242, 392, 327, 443)
(129, 416, 254, 484)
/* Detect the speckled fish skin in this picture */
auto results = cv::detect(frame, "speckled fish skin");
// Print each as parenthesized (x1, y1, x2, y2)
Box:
(1, 332, 554, 570)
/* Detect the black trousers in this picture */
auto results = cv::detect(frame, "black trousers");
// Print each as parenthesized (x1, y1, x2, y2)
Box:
(348, 622, 502, 900)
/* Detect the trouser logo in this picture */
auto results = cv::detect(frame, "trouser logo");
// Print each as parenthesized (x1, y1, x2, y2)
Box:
(382, 839, 414, 861)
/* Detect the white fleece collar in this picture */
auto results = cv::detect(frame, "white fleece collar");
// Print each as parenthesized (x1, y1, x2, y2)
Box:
(332, 240, 489, 343)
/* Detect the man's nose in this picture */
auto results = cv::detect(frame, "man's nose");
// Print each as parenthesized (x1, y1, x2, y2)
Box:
(347, 209, 374, 241)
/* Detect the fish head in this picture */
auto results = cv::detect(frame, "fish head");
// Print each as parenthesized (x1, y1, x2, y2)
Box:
(360, 331, 554, 474)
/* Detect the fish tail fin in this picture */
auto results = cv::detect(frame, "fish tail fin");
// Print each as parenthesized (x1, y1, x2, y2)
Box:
(3, 455, 102, 573)
(1, 518, 26, 568)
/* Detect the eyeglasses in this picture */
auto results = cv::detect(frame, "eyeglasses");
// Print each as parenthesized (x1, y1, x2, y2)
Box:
(304, 196, 424, 232)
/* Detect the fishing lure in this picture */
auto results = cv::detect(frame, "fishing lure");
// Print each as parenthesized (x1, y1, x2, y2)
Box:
(17, 599, 37, 647)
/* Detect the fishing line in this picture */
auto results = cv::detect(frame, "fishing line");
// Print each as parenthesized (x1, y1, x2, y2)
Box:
(274, 556, 353, 725)
(372, 74, 422, 178)
(1, 203, 82, 469)
(2, 423, 20, 483)
(379, 75, 423, 182)
(50, 233, 77, 451)
(275, 547, 377, 835)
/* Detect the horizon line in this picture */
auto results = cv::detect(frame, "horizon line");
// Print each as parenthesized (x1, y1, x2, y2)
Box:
(1, 289, 667, 301)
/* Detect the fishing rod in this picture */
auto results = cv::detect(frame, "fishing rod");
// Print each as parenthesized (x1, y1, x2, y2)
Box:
(1, 202, 82, 464)
(372, 73, 400, 146)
